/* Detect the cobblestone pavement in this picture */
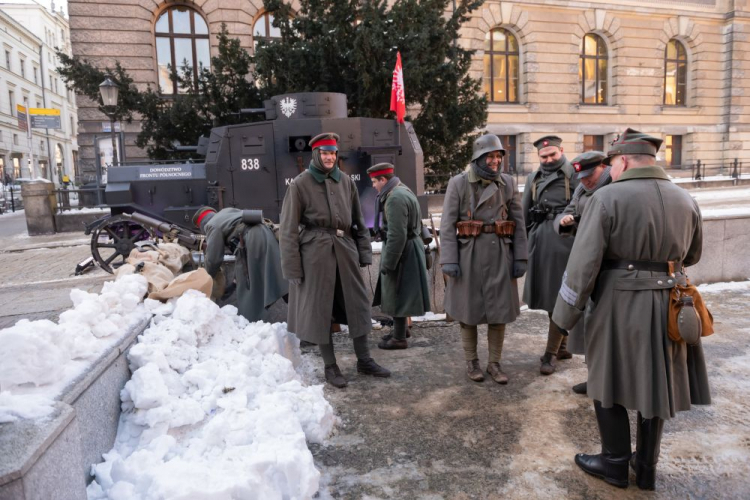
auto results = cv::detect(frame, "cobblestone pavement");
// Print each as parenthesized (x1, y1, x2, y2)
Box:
(0, 211, 110, 329)
(310, 285, 750, 499)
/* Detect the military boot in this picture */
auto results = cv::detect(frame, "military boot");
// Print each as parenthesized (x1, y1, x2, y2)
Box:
(557, 337, 573, 360)
(575, 401, 631, 488)
(324, 364, 347, 388)
(631, 412, 664, 490)
(356, 358, 391, 378)
(540, 352, 556, 375)
(486, 362, 508, 384)
(572, 382, 588, 395)
(378, 337, 408, 350)
(466, 359, 484, 382)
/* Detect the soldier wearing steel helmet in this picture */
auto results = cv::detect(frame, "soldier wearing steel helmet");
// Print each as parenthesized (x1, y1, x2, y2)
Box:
(439, 133, 528, 384)
(279, 132, 391, 388)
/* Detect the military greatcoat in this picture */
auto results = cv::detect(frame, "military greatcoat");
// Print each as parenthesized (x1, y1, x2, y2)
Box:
(203, 208, 288, 322)
(373, 184, 431, 317)
(552, 166, 711, 420)
(521, 161, 579, 312)
(553, 179, 612, 354)
(440, 169, 528, 325)
(279, 165, 372, 344)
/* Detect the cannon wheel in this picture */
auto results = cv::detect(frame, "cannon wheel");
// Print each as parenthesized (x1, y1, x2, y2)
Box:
(90, 215, 154, 274)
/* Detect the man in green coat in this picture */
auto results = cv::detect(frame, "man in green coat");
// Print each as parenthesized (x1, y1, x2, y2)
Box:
(521, 135, 579, 375)
(440, 134, 528, 384)
(279, 133, 390, 388)
(368, 163, 431, 350)
(552, 129, 711, 490)
(553, 151, 613, 395)
(194, 206, 288, 322)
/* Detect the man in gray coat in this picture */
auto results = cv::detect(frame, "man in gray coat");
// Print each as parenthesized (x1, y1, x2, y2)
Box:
(522, 136, 579, 375)
(552, 129, 711, 490)
(279, 133, 390, 388)
(194, 206, 288, 322)
(369, 163, 431, 350)
(440, 134, 528, 384)
(553, 151, 613, 395)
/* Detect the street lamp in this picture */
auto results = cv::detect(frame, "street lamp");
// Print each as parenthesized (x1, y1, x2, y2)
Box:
(99, 77, 119, 167)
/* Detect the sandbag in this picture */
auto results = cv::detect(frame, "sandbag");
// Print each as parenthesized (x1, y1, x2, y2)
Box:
(148, 268, 213, 301)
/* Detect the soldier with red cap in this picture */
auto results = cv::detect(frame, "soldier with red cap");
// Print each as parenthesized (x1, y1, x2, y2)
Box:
(279, 132, 391, 388)
(367, 162, 430, 349)
(193, 206, 288, 322)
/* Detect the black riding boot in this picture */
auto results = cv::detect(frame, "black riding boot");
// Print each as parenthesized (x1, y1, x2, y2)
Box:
(575, 400, 631, 488)
(631, 412, 664, 490)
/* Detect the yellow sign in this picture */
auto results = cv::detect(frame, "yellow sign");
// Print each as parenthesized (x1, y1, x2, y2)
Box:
(30, 108, 61, 116)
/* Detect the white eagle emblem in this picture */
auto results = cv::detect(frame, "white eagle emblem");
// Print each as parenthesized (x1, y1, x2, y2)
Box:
(280, 97, 297, 118)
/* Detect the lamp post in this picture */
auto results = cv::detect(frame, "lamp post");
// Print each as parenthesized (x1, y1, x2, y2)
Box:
(99, 77, 120, 167)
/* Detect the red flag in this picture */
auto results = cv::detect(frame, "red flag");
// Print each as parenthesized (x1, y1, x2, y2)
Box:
(390, 52, 406, 123)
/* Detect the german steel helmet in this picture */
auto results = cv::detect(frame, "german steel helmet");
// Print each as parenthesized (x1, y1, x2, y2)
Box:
(471, 134, 506, 162)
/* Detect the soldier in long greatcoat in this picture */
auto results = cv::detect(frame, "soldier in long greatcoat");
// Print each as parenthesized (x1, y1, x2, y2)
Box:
(279, 133, 391, 388)
(440, 134, 528, 384)
(521, 135, 579, 375)
(194, 206, 288, 322)
(552, 151, 612, 395)
(552, 129, 711, 490)
(369, 163, 431, 350)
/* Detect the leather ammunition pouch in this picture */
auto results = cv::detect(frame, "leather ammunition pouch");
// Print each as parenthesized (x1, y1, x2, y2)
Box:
(456, 220, 483, 237)
(457, 220, 515, 238)
(529, 206, 562, 224)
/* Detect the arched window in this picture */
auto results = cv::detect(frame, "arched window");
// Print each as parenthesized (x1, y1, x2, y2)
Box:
(664, 39, 687, 106)
(579, 33, 608, 105)
(155, 7, 210, 95)
(253, 12, 282, 50)
(483, 28, 519, 103)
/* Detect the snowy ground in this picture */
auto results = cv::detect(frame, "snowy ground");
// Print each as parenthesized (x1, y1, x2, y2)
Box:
(310, 281, 750, 499)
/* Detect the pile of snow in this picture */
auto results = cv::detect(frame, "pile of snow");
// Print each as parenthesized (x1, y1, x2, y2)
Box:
(697, 280, 750, 293)
(0, 275, 150, 423)
(87, 290, 335, 500)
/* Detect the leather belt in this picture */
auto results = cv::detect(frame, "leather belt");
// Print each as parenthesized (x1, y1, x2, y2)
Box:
(305, 225, 348, 238)
(481, 224, 496, 234)
(601, 259, 671, 273)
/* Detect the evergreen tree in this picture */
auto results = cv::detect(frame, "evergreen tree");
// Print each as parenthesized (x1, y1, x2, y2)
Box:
(56, 25, 262, 160)
(254, 0, 487, 182)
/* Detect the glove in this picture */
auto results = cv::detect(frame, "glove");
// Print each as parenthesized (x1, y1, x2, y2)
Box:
(442, 263, 461, 278)
(513, 260, 527, 279)
(290, 278, 303, 285)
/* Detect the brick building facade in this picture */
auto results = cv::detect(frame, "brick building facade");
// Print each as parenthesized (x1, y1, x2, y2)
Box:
(68, 0, 750, 178)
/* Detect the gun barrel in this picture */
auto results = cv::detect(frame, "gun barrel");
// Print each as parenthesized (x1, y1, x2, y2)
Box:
(123, 212, 201, 248)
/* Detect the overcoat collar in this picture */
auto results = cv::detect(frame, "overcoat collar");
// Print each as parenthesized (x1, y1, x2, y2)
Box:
(308, 162, 342, 183)
(466, 169, 503, 210)
(532, 161, 574, 195)
(614, 165, 670, 183)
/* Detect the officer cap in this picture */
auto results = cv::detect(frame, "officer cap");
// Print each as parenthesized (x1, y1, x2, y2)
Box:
(571, 151, 606, 179)
(309, 132, 340, 151)
(367, 163, 395, 178)
(604, 128, 663, 165)
(192, 206, 217, 230)
(533, 135, 563, 150)
(471, 134, 505, 162)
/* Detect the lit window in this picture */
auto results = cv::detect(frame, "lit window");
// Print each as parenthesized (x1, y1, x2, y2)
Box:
(664, 40, 687, 106)
(483, 29, 519, 104)
(579, 34, 608, 105)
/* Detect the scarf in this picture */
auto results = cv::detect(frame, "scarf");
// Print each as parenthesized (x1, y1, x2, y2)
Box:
(471, 154, 500, 181)
(582, 166, 612, 193)
(540, 155, 567, 177)
(308, 155, 341, 183)
(373, 176, 401, 233)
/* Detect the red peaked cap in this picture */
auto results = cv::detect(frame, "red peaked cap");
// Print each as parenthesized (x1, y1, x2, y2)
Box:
(309, 132, 340, 151)
(367, 162, 395, 178)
